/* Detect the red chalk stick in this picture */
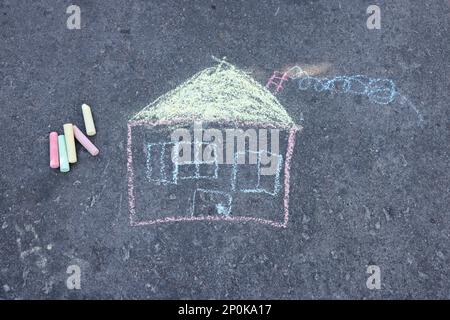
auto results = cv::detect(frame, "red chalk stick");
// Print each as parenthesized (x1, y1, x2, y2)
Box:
(49, 132, 59, 168)
(73, 125, 99, 156)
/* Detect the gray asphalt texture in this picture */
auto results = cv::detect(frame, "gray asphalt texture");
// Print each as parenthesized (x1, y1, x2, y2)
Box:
(0, 0, 449, 299)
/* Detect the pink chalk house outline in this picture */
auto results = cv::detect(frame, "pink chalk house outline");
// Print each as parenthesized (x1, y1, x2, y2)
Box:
(127, 118, 299, 228)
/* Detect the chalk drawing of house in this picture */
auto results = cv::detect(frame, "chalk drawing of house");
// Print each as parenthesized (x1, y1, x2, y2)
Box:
(127, 60, 301, 227)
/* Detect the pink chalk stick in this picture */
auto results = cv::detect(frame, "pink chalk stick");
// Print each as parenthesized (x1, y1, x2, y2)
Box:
(73, 125, 99, 156)
(49, 132, 59, 169)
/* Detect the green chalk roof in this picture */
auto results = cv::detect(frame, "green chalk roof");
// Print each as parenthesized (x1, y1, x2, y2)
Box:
(131, 60, 294, 127)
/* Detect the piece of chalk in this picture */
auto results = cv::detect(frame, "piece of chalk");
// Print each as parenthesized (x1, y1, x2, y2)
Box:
(63, 123, 77, 163)
(58, 135, 70, 173)
(73, 125, 99, 156)
(49, 132, 59, 169)
(81, 103, 96, 136)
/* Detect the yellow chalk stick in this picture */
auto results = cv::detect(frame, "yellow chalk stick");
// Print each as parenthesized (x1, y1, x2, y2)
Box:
(82, 103, 96, 136)
(63, 123, 77, 163)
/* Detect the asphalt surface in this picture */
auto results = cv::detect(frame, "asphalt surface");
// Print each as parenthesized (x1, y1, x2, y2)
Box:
(0, 0, 449, 299)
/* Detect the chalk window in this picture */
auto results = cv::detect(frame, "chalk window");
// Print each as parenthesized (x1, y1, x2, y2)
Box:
(232, 150, 282, 196)
(145, 142, 177, 185)
(175, 142, 218, 180)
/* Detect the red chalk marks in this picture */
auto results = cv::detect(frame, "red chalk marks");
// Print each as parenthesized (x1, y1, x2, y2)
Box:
(282, 127, 298, 226)
(266, 71, 289, 95)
